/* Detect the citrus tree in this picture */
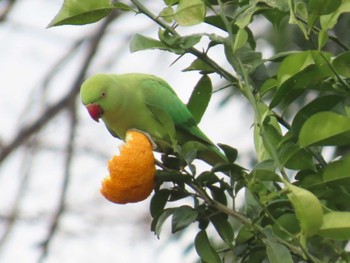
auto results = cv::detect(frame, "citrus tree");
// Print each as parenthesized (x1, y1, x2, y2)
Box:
(49, 0, 350, 262)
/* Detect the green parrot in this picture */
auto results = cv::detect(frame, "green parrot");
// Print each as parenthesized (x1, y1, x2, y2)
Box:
(80, 73, 227, 166)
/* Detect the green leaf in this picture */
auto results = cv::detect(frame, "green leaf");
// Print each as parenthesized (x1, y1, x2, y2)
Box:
(320, 1, 350, 30)
(299, 111, 350, 147)
(158, 29, 202, 51)
(181, 141, 210, 164)
(159, 6, 174, 23)
(174, 0, 205, 26)
(251, 160, 281, 182)
(254, 102, 282, 162)
(151, 208, 175, 238)
(270, 51, 333, 108)
(156, 170, 191, 184)
(48, 0, 114, 27)
(272, 214, 300, 240)
(150, 189, 171, 217)
(308, 0, 341, 15)
(218, 144, 238, 163)
(260, 78, 277, 97)
(164, 0, 179, 5)
(288, 0, 308, 38)
(196, 171, 220, 186)
(291, 95, 343, 136)
(286, 183, 323, 237)
(113, 2, 133, 12)
(266, 240, 294, 263)
(323, 155, 350, 183)
(233, 28, 248, 52)
(194, 230, 221, 263)
(235, 226, 254, 244)
(129, 34, 171, 53)
(182, 58, 215, 73)
(187, 75, 212, 124)
(278, 138, 316, 170)
(209, 185, 227, 205)
(234, 3, 270, 29)
(333, 51, 350, 78)
(210, 213, 234, 244)
(318, 212, 350, 240)
(205, 15, 234, 32)
(171, 205, 198, 233)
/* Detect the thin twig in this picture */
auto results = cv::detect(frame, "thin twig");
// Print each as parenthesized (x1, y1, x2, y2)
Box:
(0, 0, 16, 22)
(37, 99, 77, 263)
(130, 0, 238, 84)
(0, 11, 119, 166)
(0, 138, 37, 252)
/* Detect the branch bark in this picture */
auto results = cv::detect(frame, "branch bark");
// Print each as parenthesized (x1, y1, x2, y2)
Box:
(0, 11, 119, 166)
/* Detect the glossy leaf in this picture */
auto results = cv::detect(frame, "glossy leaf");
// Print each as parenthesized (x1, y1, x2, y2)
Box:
(210, 213, 234, 244)
(234, 3, 270, 29)
(299, 111, 350, 147)
(209, 185, 227, 205)
(218, 143, 238, 163)
(182, 58, 215, 73)
(333, 51, 350, 78)
(233, 28, 248, 52)
(308, 0, 341, 15)
(266, 240, 294, 263)
(251, 160, 281, 182)
(164, 0, 179, 5)
(130, 34, 171, 53)
(291, 95, 343, 136)
(318, 212, 350, 240)
(181, 141, 210, 164)
(48, 0, 114, 27)
(158, 29, 202, 50)
(150, 189, 171, 217)
(159, 6, 174, 23)
(320, 1, 350, 30)
(194, 230, 221, 263)
(278, 139, 315, 170)
(171, 205, 198, 233)
(254, 103, 282, 162)
(196, 171, 219, 186)
(174, 0, 205, 26)
(286, 183, 323, 237)
(151, 208, 175, 238)
(270, 51, 333, 108)
(323, 156, 350, 183)
(187, 75, 212, 124)
(272, 213, 300, 240)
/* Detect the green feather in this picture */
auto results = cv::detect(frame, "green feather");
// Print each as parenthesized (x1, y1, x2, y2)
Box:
(80, 73, 227, 165)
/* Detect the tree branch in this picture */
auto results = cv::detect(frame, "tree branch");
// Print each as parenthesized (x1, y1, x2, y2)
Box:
(0, 11, 119, 166)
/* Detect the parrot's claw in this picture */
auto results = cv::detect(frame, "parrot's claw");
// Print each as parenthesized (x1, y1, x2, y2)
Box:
(128, 129, 157, 149)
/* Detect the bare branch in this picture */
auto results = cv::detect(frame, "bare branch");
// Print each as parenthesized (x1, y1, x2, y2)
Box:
(0, 11, 119, 166)
(0, 0, 16, 23)
(37, 99, 77, 263)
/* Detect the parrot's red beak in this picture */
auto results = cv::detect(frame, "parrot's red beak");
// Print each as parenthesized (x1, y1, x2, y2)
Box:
(86, 104, 104, 122)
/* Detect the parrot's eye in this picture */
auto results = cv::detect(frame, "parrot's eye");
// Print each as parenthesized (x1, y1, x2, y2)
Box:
(101, 91, 107, 98)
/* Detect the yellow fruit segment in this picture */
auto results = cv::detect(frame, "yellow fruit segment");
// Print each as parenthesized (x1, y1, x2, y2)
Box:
(100, 130, 156, 204)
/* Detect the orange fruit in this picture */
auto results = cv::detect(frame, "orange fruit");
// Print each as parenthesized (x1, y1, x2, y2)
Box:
(100, 130, 156, 204)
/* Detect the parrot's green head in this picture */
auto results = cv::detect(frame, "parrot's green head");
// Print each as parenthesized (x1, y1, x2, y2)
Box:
(80, 74, 121, 122)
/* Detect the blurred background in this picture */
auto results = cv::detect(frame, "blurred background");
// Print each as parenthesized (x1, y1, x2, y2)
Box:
(0, 1, 256, 262)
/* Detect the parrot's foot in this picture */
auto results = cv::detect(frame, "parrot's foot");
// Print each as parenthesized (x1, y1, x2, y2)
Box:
(128, 129, 157, 149)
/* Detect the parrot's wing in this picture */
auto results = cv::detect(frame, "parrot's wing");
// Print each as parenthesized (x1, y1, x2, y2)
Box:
(140, 78, 214, 146)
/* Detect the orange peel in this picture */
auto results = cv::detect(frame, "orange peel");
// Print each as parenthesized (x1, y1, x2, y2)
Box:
(100, 130, 156, 204)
